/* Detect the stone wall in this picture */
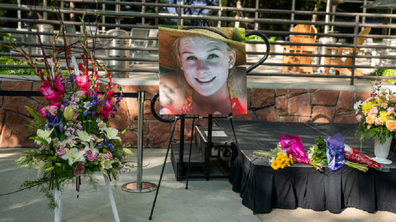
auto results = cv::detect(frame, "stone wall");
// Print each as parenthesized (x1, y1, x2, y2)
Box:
(0, 81, 371, 148)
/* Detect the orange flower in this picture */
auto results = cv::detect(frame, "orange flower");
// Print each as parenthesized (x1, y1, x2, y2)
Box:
(386, 120, 396, 132)
(366, 115, 376, 124)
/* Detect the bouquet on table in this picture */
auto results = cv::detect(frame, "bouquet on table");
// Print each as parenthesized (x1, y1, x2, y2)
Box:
(12, 14, 133, 208)
(253, 147, 294, 170)
(354, 81, 396, 145)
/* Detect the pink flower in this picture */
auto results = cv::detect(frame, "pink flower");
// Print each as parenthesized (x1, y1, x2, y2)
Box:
(46, 105, 58, 116)
(38, 108, 46, 118)
(372, 106, 378, 114)
(90, 134, 99, 141)
(78, 63, 84, 72)
(387, 107, 394, 113)
(86, 150, 98, 161)
(56, 148, 67, 157)
(356, 114, 363, 122)
(76, 91, 85, 97)
(54, 76, 64, 95)
(76, 75, 90, 89)
(367, 124, 372, 129)
(103, 151, 112, 159)
(74, 163, 85, 176)
(40, 81, 58, 100)
(78, 148, 84, 152)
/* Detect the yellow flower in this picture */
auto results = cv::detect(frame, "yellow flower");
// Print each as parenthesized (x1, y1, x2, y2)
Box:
(379, 111, 391, 123)
(271, 160, 279, 170)
(289, 154, 294, 164)
(362, 102, 373, 114)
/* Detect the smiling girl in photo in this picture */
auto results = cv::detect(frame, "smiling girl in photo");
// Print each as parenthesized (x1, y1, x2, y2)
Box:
(159, 26, 247, 115)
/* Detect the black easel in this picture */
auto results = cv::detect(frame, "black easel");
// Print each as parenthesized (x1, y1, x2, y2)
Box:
(149, 19, 270, 220)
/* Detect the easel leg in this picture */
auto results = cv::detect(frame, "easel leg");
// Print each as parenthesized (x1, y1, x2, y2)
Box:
(104, 175, 120, 222)
(185, 114, 196, 189)
(149, 117, 179, 220)
(54, 188, 61, 222)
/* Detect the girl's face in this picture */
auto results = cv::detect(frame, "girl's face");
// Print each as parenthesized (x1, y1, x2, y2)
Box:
(178, 37, 236, 97)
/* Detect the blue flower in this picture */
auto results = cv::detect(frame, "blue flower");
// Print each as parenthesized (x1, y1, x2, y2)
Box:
(96, 136, 114, 151)
(46, 114, 63, 132)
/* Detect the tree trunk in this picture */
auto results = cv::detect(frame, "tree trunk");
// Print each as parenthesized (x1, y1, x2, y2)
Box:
(311, 0, 321, 23)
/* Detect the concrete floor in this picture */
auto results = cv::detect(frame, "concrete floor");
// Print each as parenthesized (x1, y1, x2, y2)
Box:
(1, 148, 396, 222)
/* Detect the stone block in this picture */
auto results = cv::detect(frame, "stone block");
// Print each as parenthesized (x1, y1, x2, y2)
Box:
(355, 91, 371, 103)
(256, 107, 277, 121)
(288, 88, 308, 98)
(174, 118, 196, 141)
(1, 81, 32, 91)
(0, 109, 5, 132)
(279, 116, 298, 122)
(132, 120, 150, 135)
(0, 96, 2, 107)
(149, 121, 171, 148)
(276, 88, 287, 96)
(247, 88, 251, 109)
(3, 96, 38, 117)
(309, 89, 317, 93)
(144, 100, 158, 120)
(299, 117, 311, 122)
(251, 88, 275, 109)
(120, 131, 148, 147)
(126, 98, 139, 120)
(276, 96, 288, 115)
(109, 99, 131, 131)
(121, 85, 140, 93)
(0, 112, 35, 147)
(140, 85, 159, 100)
(312, 106, 335, 123)
(232, 110, 256, 120)
(312, 90, 339, 106)
(288, 94, 311, 116)
(337, 91, 354, 112)
(335, 112, 358, 124)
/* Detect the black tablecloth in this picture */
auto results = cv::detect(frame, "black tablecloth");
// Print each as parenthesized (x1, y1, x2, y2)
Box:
(216, 120, 396, 214)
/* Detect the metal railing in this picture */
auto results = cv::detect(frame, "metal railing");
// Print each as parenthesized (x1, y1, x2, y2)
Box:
(1, 1, 396, 85)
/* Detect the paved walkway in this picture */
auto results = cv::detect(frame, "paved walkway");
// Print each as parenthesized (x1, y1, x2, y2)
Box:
(1, 148, 396, 222)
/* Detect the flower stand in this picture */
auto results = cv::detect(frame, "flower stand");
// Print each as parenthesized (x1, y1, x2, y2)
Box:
(54, 174, 120, 222)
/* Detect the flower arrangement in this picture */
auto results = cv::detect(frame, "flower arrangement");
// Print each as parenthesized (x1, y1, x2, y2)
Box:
(11, 9, 133, 208)
(253, 147, 294, 170)
(354, 80, 396, 145)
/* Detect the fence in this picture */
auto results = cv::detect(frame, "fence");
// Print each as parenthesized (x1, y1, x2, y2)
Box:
(1, 1, 396, 85)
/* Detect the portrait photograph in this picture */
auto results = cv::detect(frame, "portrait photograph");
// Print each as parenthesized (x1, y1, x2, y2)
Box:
(158, 25, 247, 115)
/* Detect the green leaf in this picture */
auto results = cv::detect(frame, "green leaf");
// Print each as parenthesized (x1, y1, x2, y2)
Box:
(368, 128, 377, 138)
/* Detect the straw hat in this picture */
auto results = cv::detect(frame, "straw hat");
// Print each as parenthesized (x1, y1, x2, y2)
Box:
(159, 26, 246, 71)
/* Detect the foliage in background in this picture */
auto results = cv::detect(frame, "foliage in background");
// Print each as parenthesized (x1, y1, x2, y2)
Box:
(0, 33, 11, 52)
(0, 56, 35, 75)
(368, 68, 396, 84)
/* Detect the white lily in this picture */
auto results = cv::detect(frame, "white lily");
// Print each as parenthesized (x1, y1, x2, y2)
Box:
(36, 128, 54, 144)
(61, 148, 86, 166)
(104, 127, 121, 141)
(100, 159, 114, 175)
(76, 130, 93, 142)
(82, 140, 99, 156)
(34, 159, 46, 177)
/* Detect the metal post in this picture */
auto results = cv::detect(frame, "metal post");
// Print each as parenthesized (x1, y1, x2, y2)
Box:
(102, 2, 106, 32)
(43, 0, 47, 20)
(218, 0, 222, 27)
(324, 0, 331, 34)
(121, 91, 157, 193)
(180, 0, 184, 26)
(290, 0, 295, 31)
(17, 0, 21, 30)
(142, 0, 146, 25)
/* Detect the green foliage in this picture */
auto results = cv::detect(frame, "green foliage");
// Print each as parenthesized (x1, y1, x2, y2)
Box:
(0, 56, 35, 75)
(24, 106, 47, 133)
(368, 68, 396, 83)
(0, 33, 11, 52)
(307, 136, 328, 165)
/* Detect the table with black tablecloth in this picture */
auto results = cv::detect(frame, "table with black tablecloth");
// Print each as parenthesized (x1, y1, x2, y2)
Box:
(215, 120, 396, 214)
